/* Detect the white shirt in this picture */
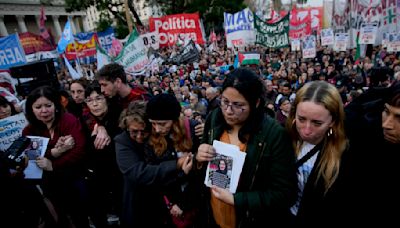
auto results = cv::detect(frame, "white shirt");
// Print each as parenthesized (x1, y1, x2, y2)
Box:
(290, 142, 320, 216)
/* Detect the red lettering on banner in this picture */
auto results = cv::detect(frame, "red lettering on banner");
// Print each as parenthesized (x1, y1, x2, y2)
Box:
(149, 13, 205, 47)
(65, 35, 97, 60)
(231, 39, 244, 46)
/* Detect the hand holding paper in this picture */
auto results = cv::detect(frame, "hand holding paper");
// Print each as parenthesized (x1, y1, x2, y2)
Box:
(211, 186, 234, 205)
(196, 143, 216, 162)
(204, 140, 246, 193)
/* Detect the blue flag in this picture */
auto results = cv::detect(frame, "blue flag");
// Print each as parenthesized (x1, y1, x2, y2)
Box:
(233, 54, 239, 69)
(57, 20, 74, 54)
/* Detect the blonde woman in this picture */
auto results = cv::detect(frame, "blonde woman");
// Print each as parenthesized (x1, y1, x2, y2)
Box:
(287, 81, 349, 226)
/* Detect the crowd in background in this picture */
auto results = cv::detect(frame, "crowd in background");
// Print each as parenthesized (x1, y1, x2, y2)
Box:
(0, 34, 400, 228)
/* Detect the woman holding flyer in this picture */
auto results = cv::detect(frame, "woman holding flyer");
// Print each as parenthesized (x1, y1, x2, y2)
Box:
(195, 68, 297, 227)
(22, 86, 89, 228)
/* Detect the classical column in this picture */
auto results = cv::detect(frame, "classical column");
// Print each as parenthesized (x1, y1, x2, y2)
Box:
(0, 16, 8, 36)
(35, 15, 40, 28)
(82, 15, 90, 32)
(74, 17, 81, 33)
(16, 15, 28, 33)
(70, 17, 77, 34)
(52, 15, 62, 37)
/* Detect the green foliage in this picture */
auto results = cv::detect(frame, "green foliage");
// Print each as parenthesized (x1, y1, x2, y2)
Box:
(96, 14, 113, 32)
(62, 0, 130, 34)
(64, 0, 93, 12)
(114, 23, 130, 39)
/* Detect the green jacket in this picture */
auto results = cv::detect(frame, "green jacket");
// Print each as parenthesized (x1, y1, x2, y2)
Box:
(199, 109, 297, 227)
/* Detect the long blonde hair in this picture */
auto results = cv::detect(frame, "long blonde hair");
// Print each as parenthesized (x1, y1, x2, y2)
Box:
(149, 116, 193, 157)
(287, 81, 347, 193)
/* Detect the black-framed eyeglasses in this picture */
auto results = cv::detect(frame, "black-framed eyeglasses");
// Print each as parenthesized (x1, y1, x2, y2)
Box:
(127, 129, 149, 137)
(84, 96, 105, 104)
(220, 99, 246, 114)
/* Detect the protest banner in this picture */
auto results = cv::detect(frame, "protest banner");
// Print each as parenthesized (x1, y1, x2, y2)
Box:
(115, 29, 149, 73)
(255, 13, 290, 48)
(0, 113, 28, 151)
(0, 34, 27, 70)
(321, 28, 334, 46)
(149, 13, 205, 47)
(224, 8, 256, 48)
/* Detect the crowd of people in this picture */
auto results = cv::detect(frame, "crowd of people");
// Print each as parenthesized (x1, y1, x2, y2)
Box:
(0, 37, 400, 228)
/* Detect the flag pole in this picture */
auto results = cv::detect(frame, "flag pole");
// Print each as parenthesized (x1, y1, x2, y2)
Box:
(68, 17, 83, 78)
(124, 0, 133, 33)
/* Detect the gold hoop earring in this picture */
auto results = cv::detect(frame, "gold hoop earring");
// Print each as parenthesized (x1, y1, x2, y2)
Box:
(327, 128, 333, 137)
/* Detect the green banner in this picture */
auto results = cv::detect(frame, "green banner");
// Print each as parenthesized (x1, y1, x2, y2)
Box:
(254, 13, 290, 48)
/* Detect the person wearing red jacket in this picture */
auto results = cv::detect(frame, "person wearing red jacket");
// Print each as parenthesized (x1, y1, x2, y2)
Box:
(23, 85, 89, 228)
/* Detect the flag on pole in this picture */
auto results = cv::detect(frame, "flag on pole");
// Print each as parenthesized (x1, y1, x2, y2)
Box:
(57, 20, 74, 54)
(354, 31, 361, 64)
(39, 6, 50, 40)
(96, 43, 111, 71)
(63, 56, 81, 79)
(238, 52, 260, 65)
(233, 54, 239, 69)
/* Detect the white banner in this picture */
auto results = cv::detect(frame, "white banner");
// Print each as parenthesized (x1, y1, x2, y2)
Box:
(224, 8, 256, 48)
(334, 33, 349, 52)
(382, 32, 389, 48)
(0, 113, 28, 151)
(359, 22, 378, 44)
(302, 35, 316, 59)
(115, 30, 149, 73)
(140, 31, 160, 50)
(387, 33, 400, 53)
(291, 39, 301, 51)
(321, 28, 334, 46)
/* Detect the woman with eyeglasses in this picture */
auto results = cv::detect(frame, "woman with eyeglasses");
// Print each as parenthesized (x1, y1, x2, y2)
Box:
(81, 81, 123, 228)
(115, 101, 150, 227)
(195, 68, 297, 227)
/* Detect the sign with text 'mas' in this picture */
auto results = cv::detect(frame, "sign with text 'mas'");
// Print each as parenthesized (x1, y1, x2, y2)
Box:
(149, 13, 205, 47)
(0, 34, 27, 70)
(224, 7, 256, 48)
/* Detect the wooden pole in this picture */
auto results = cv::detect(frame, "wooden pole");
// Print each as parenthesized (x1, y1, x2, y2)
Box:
(124, 0, 133, 33)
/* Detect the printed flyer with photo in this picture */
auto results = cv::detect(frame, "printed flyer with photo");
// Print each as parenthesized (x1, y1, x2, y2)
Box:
(23, 136, 49, 179)
(204, 140, 246, 193)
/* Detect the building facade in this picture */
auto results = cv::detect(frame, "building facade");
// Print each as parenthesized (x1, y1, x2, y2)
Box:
(132, 0, 163, 25)
(0, 0, 92, 40)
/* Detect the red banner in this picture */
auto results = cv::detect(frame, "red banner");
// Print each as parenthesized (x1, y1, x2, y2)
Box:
(275, 7, 323, 34)
(290, 7, 312, 39)
(19, 32, 55, 54)
(149, 13, 205, 47)
(65, 34, 97, 60)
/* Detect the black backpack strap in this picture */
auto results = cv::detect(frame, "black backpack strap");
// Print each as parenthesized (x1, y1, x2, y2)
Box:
(296, 142, 323, 168)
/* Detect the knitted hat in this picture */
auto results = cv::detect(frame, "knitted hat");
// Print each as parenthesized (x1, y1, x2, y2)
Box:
(146, 93, 181, 120)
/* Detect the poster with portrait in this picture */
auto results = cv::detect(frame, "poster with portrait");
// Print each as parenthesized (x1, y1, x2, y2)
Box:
(204, 140, 246, 193)
(23, 136, 49, 179)
(206, 154, 233, 189)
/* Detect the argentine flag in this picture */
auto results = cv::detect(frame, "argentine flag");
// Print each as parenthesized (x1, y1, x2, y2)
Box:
(57, 20, 74, 54)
